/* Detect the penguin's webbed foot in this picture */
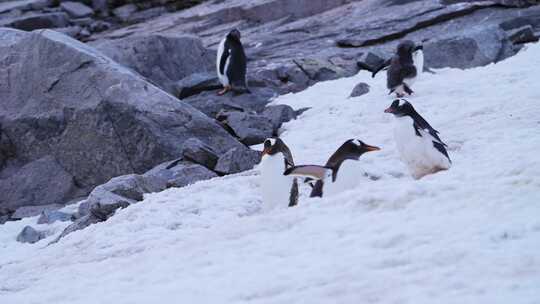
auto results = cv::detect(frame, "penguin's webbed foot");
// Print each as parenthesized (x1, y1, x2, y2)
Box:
(217, 86, 231, 96)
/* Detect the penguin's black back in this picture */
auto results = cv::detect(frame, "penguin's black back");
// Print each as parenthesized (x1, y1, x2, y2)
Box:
(387, 55, 417, 89)
(224, 36, 247, 89)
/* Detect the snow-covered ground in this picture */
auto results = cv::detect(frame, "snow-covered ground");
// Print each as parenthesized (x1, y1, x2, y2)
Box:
(1, 43, 540, 304)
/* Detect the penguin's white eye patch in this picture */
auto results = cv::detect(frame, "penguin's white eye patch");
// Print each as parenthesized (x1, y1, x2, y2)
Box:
(354, 139, 362, 146)
(266, 138, 276, 146)
(398, 99, 407, 106)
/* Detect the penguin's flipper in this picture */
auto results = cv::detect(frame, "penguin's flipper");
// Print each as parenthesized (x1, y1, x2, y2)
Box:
(404, 84, 414, 95)
(288, 178, 299, 207)
(219, 46, 230, 75)
(283, 165, 330, 181)
(371, 59, 391, 78)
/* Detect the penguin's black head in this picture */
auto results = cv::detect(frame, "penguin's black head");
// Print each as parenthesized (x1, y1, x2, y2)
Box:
(384, 98, 415, 117)
(228, 29, 241, 42)
(342, 139, 381, 156)
(397, 40, 416, 57)
(262, 138, 280, 156)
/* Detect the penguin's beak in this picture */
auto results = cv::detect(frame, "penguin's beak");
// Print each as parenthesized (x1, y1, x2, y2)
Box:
(364, 145, 381, 152)
(384, 107, 394, 113)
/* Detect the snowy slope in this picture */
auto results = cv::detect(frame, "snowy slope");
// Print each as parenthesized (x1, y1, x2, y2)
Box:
(1, 43, 540, 304)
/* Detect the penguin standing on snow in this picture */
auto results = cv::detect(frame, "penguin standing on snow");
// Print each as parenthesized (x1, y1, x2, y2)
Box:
(216, 29, 249, 95)
(372, 40, 424, 97)
(384, 99, 451, 179)
(260, 138, 299, 209)
(284, 139, 380, 198)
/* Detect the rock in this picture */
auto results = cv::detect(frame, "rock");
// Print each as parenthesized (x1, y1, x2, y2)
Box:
(11, 204, 64, 220)
(181, 138, 219, 170)
(214, 148, 261, 175)
(0, 215, 10, 225)
(71, 17, 94, 27)
(78, 173, 168, 218)
(262, 105, 297, 132)
(218, 112, 274, 145)
(37, 210, 72, 224)
(275, 64, 311, 92)
(424, 27, 516, 69)
(293, 58, 349, 81)
(507, 25, 539, 44)
(143, 160, 217, 188)
(184, 87, 277, 119)
(0, 156, 79, 212)
(93, 34, 215, 94)
(113, 4, 138, 22)
(17, 226, 45, 244)
(165, 163, 218, 188)
(51, 214, 101, 243)
(55, 26, 82, 38)
(174, 72, 222, 99)
(89, 20, 111, 32)
(0, 29, 243, 213)
(3, 12, 70, 31)
(349, 82, 370, 98)
(60, 1, 94, 18)
(357, 52, 387, 72)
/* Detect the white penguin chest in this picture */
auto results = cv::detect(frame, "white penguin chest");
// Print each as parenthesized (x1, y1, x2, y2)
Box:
(216, 38, 230, 86)
(324, 160, 361, 197)
(393, 116, 449, 178)
(260, 154, 292, 209)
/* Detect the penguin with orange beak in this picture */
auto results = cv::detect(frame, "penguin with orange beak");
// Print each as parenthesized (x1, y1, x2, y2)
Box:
(284, 139, 380, 198)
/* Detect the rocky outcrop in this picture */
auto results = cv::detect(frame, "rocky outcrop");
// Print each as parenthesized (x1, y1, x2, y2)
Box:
(0, 28, 244, 216)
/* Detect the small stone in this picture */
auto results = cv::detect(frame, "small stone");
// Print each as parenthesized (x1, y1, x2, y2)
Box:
(16, 226, 45, 244)
(37, 210, 72, 224)
(349, 82, 370, 98)
(60, 1, 94, 18)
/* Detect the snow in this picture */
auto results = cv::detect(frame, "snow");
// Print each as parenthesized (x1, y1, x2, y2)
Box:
(1, 43, 540, 303)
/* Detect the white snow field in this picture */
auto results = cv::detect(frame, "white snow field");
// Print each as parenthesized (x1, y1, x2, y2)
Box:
(1, 43, 540, 304)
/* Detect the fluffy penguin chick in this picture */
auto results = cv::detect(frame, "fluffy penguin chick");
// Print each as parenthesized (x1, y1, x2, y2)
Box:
(284, 139, 380, 198)
(216, 28, 249, 95)
(385, 99, 451, 179)
(260, 138, 298, 209)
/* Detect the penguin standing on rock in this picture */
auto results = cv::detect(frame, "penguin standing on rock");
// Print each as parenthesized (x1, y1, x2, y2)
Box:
(384, 99, 451, 179)
(372, 40, 424, 97)
(260, 138, 299, 209)
(284, 139, 380, 198)
(216, 29, 249, 95)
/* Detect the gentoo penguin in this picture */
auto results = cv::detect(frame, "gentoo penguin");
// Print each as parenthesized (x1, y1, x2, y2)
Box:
(260, 138, 299, 209)
(216, 29, 249, 95)
(384, 99, 451, 179)
(372, 40, 424, 97)
(284, 139, 380, 198)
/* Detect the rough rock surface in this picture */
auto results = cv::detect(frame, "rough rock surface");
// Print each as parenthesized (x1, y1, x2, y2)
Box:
(0, 28, 243, 214)
(214, 148, 261, 175)
(217, 112, 274, 146)
(16, 226, 45, 244)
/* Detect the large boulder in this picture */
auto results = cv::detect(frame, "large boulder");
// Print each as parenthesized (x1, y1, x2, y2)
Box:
(424, 27, 517, 69)
(92, 34, 215, 94)
(217, 112, 274, 146)
(0, 28, 244, 213)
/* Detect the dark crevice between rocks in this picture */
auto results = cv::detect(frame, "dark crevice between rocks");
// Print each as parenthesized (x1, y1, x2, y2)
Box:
(46, 60, 93, 93)
(337, 2, 518, 47)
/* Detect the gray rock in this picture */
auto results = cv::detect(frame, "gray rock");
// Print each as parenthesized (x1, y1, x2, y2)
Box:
(214, 148, 261, 175)
(181, 138, 219, 170)
(507, 25, 539, 44)
(55, 26, 82, 38)
(174, 72, 221, 99)
(60, 1, 94, 18)
(11, 204, 64, 220)
(293, 58, 349, 81)
(424, 27, 516, 69)
(218, 112, 274, 146)
(143, 160, 217, 188)
(51, 214, 101, 244)
(113, 4, 138, 22)
(0, 0, 52, 14)
(37, 210, 72, 224)
(71, 17, 94, 27)
(3, 12, 70, 31)
(92, 34, 215, 94)
(357, 52, 387, 72)
(0, 29, 242, 213)
(17, 226, 45, 244)
(0, 156, 79, 212)
(349, 83, 370, 98)
(262, 105, 297, 132)
(0, 215, 10, 225)
(166, 163, 218, 188)
(89, 20, 111, 32)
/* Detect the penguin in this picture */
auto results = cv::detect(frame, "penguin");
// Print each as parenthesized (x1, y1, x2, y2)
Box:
(216, 29, 249, 95)
(284, 139, 380, 198)
(260, 138, 299, 209)
(372, 40, 424, 97)
(384, 98, 451, 179)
